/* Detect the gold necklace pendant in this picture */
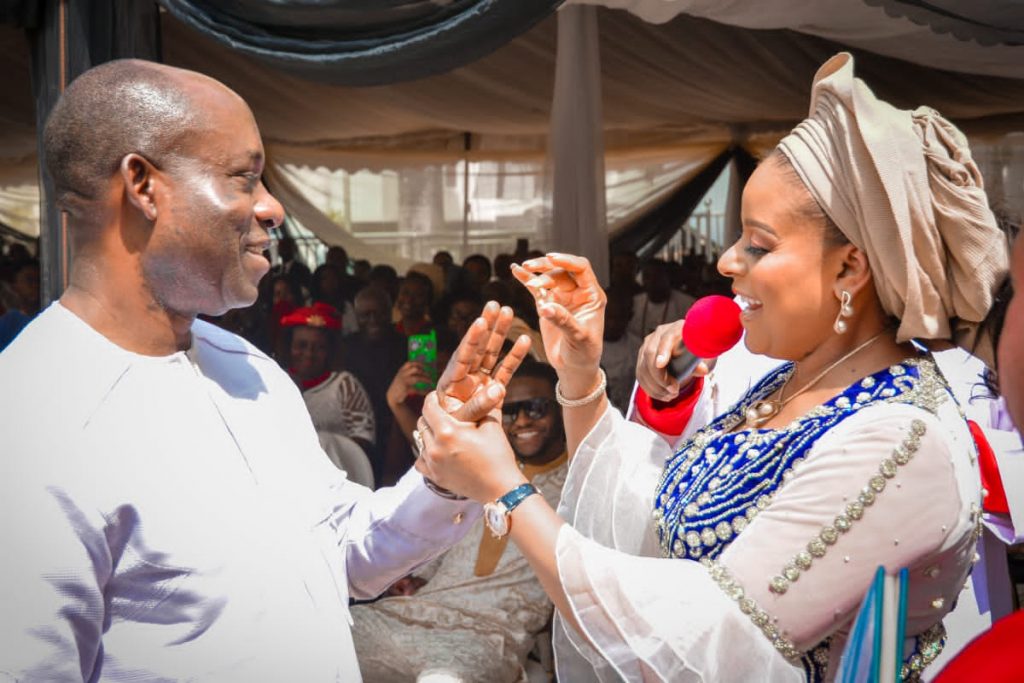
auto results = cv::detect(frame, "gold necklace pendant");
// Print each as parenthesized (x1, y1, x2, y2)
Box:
(745, 399, 782, 428)
(741, 330, 888, 431)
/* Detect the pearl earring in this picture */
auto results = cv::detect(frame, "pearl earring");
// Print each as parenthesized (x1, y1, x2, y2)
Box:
(833, 290, 853, 334)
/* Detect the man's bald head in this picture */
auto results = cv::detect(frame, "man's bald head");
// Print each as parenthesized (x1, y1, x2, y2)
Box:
(43, 59, 241, 214)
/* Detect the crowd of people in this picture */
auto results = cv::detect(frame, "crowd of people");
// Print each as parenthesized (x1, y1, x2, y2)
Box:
(196, 239, 728, 680)
(198, 236, 720, 495)
(3, 52, 1022, 683)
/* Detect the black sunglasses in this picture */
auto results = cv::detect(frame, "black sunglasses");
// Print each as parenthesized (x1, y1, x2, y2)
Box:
(501, 397, 554, 423)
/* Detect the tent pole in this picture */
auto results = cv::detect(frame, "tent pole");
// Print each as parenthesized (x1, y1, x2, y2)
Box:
(28, 0, 161, 307)
(549, 6, 608, 284)
(461, 132, 471, 258)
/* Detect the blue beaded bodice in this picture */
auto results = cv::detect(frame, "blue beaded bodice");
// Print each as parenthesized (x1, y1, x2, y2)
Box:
(654, 358, 941, 561)
(652, 356, 953, 681)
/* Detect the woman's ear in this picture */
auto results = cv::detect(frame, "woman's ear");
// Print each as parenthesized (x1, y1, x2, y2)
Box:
(834, 243, 872, 300)
(119, 153, 160, 221)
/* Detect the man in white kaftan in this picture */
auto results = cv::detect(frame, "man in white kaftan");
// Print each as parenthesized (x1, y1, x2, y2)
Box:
(0, 303, 479, 681)
(0, 58, 509, 683)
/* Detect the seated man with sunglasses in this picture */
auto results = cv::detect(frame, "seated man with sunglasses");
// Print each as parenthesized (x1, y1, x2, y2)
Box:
(351, 361, 567, 682)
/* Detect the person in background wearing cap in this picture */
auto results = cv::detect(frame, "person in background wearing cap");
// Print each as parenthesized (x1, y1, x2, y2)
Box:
(414, 53, 1008, 682)
(282, 303, 375, 482)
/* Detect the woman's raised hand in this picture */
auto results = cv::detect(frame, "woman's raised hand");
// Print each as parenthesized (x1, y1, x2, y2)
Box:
(512, 253, 606, 396)
(436, 301, 532, 422)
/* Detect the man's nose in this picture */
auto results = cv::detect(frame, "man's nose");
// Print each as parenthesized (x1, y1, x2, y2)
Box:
(255, 181, 285, 232)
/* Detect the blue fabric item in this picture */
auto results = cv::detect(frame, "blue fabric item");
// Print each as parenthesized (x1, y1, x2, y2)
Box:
(0, 310, 31, 352)
(157, 0, 564, 86)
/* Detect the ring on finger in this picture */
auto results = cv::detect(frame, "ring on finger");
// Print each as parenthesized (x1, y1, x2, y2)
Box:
(412, 428, 425, 457)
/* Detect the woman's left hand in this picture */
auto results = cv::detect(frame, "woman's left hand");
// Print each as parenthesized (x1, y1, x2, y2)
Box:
(415, 392, 527, 504)
(511, 254, 605, 397)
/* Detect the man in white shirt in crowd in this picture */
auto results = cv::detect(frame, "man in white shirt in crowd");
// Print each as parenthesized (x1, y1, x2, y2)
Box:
(0, 59, 503, 681)
(600, 290, 642, 411)
(628, 258, 696, 338)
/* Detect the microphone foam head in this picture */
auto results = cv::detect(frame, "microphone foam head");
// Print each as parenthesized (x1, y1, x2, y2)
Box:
(682, 295, 743, 358)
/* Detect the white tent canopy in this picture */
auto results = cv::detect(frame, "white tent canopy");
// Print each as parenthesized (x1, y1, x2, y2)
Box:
(1, 4, 1021, 270)
(574, 0, 1024, 79)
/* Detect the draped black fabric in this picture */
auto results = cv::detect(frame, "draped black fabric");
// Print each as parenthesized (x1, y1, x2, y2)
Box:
(157, 0, 564, 86)
(866, 0, 1024, 46)
(732, 146, 758, 194)
(0, 0, 44, 28)
(612, 148, 735, 261)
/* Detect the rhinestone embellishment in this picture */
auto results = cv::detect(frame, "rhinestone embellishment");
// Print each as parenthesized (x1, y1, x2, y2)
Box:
(768, 419, 926, 595)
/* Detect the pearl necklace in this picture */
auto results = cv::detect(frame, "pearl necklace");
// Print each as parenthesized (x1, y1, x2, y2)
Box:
(744, 330, 887, 428)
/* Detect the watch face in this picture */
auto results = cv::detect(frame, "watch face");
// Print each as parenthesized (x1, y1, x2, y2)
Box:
(484, 502, 509, 538)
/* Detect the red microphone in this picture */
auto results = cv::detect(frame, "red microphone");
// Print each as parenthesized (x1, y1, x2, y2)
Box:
(634, 295, 743, 436)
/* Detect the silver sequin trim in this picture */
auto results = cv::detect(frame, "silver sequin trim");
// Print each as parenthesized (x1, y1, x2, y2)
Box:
(708, 561, 800, 661)
(900, 623, 945, 681)
(769, 419, 927, 594)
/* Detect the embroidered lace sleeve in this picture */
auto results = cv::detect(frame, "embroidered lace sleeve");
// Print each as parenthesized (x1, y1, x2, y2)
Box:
(551, 398, 979, 680)
(718, 403, 978, 654)
(553, 404, 802, 681)
(555, 524, 805, 682)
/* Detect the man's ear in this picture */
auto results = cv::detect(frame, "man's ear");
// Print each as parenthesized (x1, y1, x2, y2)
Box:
(119, 153, 160, 221)
(834, 243, 872, 300)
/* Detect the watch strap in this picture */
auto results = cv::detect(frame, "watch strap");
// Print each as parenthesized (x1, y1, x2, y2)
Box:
(496, 482, 539, 514)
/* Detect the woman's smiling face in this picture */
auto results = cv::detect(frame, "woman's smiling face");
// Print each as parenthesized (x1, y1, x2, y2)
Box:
(717, 156, 851, 361)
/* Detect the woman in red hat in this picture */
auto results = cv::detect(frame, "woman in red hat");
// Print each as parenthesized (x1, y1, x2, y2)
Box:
(282, 303, 376, 486)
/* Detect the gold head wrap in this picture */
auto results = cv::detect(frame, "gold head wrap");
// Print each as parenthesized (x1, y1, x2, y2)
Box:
(777, 53, 1009, 365)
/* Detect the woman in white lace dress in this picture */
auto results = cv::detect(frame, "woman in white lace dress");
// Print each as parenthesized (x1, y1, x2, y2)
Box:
(413, 54, 1009, 682)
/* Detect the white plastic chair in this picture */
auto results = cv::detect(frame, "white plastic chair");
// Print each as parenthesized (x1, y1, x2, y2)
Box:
(317, 431, 375, 489)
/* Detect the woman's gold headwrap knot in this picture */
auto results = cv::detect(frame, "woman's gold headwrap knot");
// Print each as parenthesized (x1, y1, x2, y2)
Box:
(777, 53, 1008, 365)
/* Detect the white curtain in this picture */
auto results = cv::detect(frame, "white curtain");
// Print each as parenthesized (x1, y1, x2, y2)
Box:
(972, 132, 1024, 225)
(722, 155, 745, 249)
(267, 145, 721, 269)
(2, 7, 1022, 255)
(549, 5, 608, 283)
(0, 157, 39, 239)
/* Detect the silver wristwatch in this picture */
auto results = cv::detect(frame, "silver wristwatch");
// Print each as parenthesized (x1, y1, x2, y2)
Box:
(483, 483, 539, 538)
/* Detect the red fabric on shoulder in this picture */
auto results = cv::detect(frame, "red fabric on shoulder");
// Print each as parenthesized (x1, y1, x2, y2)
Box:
(634, 376, 705, 437)
(933, 609, 1024, 682)
(969, 419, 1010, 515)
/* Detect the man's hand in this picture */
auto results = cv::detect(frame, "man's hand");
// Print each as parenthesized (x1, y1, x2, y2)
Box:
(436, 301, 531, 422)
(415, 391, 526, 504)
(386, 361, 432, 408)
